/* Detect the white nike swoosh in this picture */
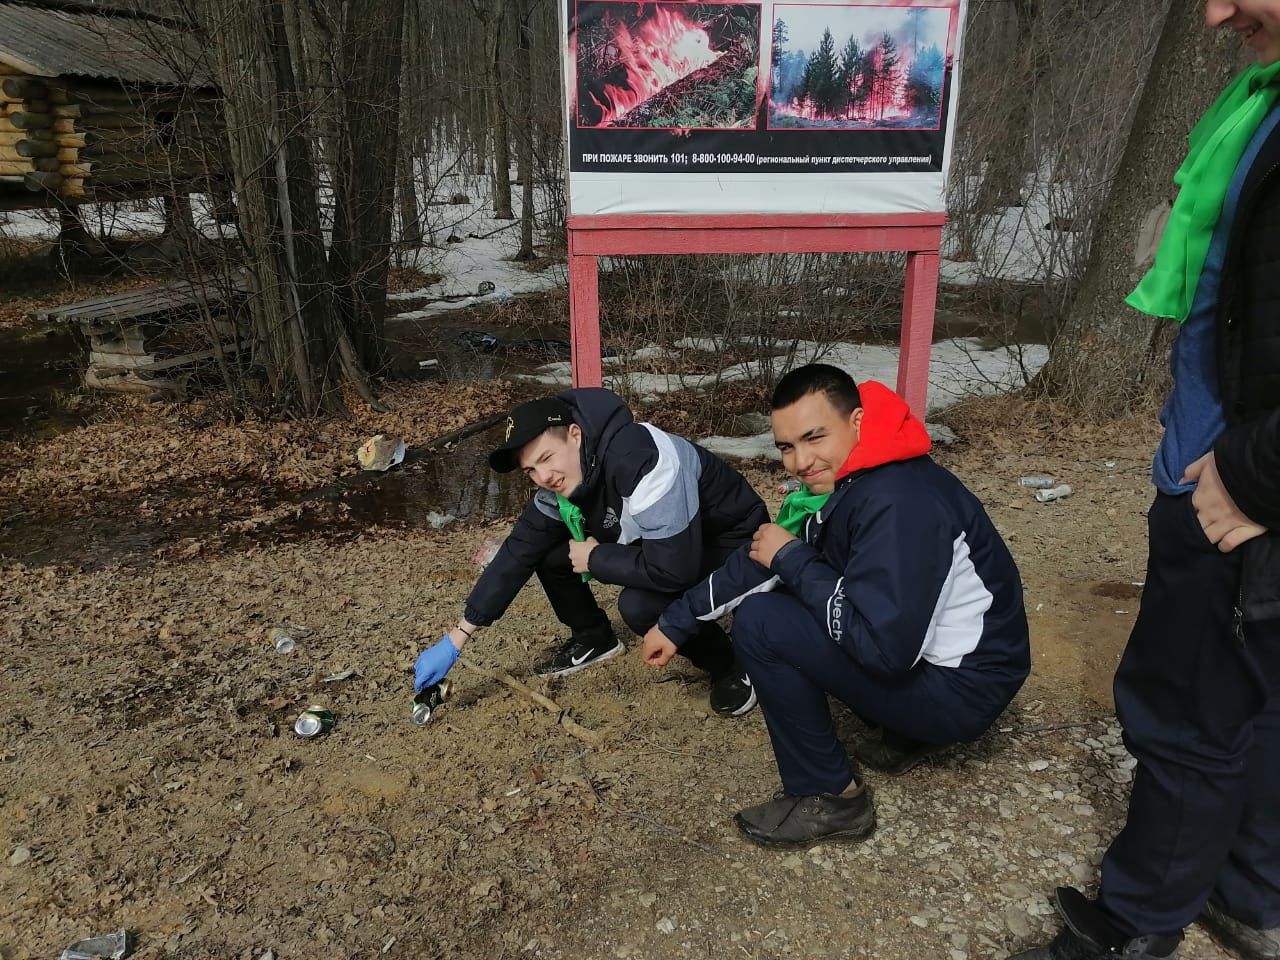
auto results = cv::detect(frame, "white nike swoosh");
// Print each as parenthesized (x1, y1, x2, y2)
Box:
(570, 651, 592, 666)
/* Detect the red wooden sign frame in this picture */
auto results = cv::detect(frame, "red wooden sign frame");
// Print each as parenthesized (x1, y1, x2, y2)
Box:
(567, 212, 945, 417)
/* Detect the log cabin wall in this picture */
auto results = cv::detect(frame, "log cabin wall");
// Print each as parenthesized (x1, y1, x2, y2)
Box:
(0, 0, 224, 208)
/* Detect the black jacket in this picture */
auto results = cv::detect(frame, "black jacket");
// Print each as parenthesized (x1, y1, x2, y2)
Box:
(1213, 113, 1280, 623)
(463, 388, 767, 626)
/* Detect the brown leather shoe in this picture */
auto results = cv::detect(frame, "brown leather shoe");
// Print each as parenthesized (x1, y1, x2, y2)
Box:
(734, 782, 876, 847)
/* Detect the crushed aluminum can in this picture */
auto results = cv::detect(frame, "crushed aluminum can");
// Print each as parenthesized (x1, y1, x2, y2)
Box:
(777, 478, 802, 494)
(1034, 484, 1074, 503)
(412, 679, 453, 726)
(293, 706, 336, 738)
(1018, 475, 1056, 489)
(268, 626, 295, 654)
(60, 929, 132, 960)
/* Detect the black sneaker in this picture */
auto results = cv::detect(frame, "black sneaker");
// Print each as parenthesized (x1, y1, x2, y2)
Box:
(1199, 900, 1280, 960)
(709, 671, 757, 717)
(532, 634, 624, 678)
(1010, 888, 1182, 960)
(854, 731, 945, 776)
(734, 782, 876, 847)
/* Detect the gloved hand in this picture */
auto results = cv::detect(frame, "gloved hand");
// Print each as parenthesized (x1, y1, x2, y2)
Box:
(414, 635, 461, 693)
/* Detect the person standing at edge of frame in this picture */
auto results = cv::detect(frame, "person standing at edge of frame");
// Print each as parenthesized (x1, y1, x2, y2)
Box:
(642, 366, 1030, 847)
(1013, 3, 1280, 959)
(411, 387, 767, 718)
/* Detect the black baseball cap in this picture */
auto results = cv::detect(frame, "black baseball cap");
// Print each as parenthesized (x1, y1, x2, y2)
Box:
(488, 397, 574, 473)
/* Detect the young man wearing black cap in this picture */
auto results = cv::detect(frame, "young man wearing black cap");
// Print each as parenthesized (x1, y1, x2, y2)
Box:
(412, 387, 768, 716)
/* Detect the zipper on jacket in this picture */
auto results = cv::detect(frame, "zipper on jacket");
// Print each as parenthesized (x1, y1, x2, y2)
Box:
(1234, 585, 1246, 646)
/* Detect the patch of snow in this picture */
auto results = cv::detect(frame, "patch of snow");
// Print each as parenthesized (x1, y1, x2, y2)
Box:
(519, 337, 1046, 407)
(940, 171, 1086, 286)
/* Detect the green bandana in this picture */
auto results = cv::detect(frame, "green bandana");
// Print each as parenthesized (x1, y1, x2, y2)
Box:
(1127, 61, 1280, 323)
(774, 485, 831, 536)
(555, 494, 592, 582)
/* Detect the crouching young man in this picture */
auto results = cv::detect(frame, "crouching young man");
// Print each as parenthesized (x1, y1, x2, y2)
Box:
(413, 388, 767, 716)
(643, 365, 1030, 845)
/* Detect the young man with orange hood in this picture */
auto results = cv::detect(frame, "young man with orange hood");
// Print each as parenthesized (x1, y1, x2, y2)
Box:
(643, 364, 1030, 846)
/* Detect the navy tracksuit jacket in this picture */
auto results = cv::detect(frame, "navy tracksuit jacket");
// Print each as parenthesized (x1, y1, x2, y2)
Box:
(660, 382, 1031, 793)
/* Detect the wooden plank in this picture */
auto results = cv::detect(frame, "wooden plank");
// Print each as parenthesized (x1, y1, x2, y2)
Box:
(92, 339, 251, 375)
(38, 277, 251, 325)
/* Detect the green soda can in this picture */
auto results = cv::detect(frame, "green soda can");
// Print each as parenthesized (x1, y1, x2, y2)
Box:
(293, 705, 335, 738)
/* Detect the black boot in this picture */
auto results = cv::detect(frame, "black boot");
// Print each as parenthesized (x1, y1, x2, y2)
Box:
(734, 780, 876, 847)
(1010, 888, 1182, 959)
(1199, 900, 1280, 960)
(853, 729, 946, 775)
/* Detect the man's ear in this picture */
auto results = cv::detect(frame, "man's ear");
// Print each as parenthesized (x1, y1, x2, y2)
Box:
(568, 423, 583, 446)
(849, 407, 864, 431)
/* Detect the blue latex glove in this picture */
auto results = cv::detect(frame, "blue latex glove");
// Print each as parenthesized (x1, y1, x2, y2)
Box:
(414, 635, 460, 694)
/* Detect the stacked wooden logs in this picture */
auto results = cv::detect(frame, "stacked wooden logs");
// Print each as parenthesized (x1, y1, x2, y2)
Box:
(0, 61, 222, 199)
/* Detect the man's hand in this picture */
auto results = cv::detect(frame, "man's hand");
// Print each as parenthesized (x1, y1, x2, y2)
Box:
(569, 536, 599, 574)
(641, 625, 677, 667)
(1182, 452, 1267, 553)
(749, 522, 798, 569)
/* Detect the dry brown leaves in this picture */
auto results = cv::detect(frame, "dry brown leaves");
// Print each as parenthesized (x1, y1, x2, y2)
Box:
(0, 379, 518, 511)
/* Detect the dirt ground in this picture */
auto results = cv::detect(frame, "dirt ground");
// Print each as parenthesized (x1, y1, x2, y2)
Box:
(0, 267, 1234, 959)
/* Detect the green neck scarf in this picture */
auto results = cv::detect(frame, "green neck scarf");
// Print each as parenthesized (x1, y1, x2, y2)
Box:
(1128, 61, 1280, 323)
(555, 494, 592, 582)
(774, 485, 831, 536)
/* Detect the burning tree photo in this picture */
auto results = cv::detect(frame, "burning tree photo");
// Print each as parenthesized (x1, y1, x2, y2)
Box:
(574, 2, 762, 129)
(769, 4, 951, 130)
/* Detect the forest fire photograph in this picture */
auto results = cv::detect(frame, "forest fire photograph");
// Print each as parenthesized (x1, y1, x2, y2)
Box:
(769, 2, 952, 129)
(573, 1, 762, 129)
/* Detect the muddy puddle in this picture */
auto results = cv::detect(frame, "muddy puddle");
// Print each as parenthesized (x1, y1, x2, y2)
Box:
(0, 323, 88, 440)
(0, 427, 532, 571)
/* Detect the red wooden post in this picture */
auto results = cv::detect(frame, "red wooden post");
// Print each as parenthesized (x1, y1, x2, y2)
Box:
(896, 248, 941, 419)
(569, 250, 602, 388)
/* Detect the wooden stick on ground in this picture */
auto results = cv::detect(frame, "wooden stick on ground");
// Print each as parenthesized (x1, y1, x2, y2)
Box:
(456, 659, 606, 748)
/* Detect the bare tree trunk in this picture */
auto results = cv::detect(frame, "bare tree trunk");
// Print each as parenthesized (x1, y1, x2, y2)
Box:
(514, 0, 535, 260)
(1035, 1, 1243, 412)
(328, 0, 407, 376)
(974, 0, 1039, 210)
(208, 0, 363, 414)
(398, 135, 424, 249)
(486, 3, 514, 219)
